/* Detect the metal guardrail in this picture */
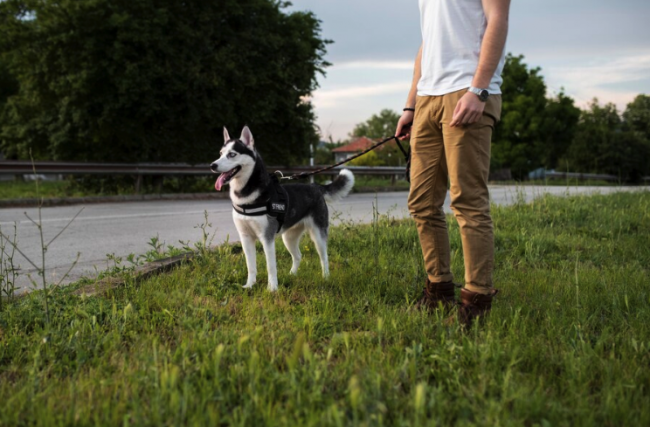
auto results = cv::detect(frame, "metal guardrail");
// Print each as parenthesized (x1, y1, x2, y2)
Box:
(544, 172, 620, 182)
(0, 161, 405, 177)
(538, 171, 650, 183)
(2, 161, 647, 182)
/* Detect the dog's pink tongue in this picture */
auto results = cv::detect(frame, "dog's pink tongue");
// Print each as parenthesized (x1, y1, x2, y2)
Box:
(215, 173, 228, 191)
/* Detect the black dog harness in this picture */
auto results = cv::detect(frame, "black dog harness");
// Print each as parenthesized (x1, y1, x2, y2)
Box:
(232, 174, 289, 233)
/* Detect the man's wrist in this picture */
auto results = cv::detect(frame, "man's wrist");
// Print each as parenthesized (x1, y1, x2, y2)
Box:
(468, 86, 489, 102)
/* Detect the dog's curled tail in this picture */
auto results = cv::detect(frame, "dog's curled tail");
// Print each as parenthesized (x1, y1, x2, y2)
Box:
(323, 169, 355, 202)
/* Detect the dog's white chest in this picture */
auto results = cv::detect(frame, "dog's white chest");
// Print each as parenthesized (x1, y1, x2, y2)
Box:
(233, 210, 271, 237)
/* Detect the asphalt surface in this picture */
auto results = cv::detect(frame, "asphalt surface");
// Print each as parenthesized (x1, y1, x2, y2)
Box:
(1, 185, 647, 294)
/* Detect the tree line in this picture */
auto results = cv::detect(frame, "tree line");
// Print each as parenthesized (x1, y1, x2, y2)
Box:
(345, 55, 650, 183)
(0, 0, 329, 167)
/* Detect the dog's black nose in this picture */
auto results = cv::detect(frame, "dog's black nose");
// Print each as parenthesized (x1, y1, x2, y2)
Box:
(210, 163, 219, 173)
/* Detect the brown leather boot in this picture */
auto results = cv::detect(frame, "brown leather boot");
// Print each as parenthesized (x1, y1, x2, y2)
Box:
(415, 279, 456, 311)
(458, 288, 499, 329)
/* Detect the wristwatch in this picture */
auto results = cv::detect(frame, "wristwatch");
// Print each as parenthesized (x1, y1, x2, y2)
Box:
(468, 86, 489, 102)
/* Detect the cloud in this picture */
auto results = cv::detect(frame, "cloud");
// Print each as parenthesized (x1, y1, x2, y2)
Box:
(545, 53, 650, 109)
(334, 61, 414, 71)
(311, 82, 410, 109)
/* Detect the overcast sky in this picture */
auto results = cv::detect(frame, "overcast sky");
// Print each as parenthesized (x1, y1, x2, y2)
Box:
(288, 0, 650, 141)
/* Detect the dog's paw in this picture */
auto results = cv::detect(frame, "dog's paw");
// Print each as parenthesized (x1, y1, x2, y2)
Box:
(267, 283, 278, 292)
(289, 268, 298, 275)
(242, 283, 254, 289)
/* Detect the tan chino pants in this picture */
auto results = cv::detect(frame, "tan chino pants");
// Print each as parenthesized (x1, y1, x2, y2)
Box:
(407, 89, 502, 294)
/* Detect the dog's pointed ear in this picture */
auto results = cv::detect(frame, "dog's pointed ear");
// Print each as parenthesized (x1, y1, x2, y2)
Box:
(223, 127, 231, 144)
(240, 126, 255, 149)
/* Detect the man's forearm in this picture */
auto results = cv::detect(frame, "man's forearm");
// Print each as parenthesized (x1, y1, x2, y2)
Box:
(472, 0, 510, 89)
(405, 45, 423, 108)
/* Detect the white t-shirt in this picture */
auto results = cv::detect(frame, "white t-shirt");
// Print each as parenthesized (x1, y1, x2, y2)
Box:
(417, 0, 505, 96)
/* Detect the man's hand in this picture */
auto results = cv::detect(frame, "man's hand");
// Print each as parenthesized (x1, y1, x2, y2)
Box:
(450, 92, 485, 127)
(395, 110, 414, 140)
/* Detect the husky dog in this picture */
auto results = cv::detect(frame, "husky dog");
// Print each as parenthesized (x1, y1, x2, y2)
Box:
(211, 126, 354, 291)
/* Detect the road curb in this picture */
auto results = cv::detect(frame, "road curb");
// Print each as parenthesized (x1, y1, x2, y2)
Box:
(70, 252, 196, 297)
(5, 252, 198, 301)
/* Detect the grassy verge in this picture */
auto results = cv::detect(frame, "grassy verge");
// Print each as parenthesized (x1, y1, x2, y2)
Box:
(0, 180, 89, 199)
(0, 177, 217, 200)
(353, 176, 410, 191)
(0, 176, 410, 200)
(490, 179, 620, 186)
(1, 192, 649, 425)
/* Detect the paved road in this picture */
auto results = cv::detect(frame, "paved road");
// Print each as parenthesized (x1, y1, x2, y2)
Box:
(1, 185, 647, 293)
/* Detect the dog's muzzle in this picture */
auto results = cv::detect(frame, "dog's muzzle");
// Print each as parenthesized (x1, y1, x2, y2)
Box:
(210, 162, 219, 173)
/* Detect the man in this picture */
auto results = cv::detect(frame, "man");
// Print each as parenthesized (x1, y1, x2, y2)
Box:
(395, 0, 511, 327)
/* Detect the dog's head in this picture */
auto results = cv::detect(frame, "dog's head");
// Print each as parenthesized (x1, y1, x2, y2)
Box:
(211, 126, 257, 191)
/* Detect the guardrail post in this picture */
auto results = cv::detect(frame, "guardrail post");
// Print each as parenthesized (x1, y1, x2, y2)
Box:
(135, 174, 142, 194)
(153, 175, 163, 193)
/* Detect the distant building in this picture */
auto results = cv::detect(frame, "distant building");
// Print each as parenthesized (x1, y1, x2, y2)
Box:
(331, 136, 377, 163)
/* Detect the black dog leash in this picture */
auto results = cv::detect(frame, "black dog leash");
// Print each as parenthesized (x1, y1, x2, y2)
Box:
(233, 129, 411, 232)
(280, 130, 411, 181)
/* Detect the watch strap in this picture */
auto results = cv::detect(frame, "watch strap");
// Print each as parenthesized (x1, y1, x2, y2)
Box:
(468, 86, 489, 102)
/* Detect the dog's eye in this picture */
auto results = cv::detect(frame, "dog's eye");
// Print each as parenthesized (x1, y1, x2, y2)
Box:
(227, 152, 237, 158)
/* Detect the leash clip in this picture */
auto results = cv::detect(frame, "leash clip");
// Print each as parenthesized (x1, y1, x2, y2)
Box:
(274, 170, 290, 180)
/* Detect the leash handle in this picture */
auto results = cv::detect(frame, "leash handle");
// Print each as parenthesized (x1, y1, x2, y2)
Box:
(396, 121, 413, 139)
(394, 122, 412, 157)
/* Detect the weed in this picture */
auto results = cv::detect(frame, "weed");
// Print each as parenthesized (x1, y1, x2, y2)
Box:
(0, 223, 18, 311)
(0, 159, 83, 321)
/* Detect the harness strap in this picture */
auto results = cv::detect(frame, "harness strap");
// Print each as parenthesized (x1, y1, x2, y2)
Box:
(232, 203, 267, 216)
(232, 174, 289, 233)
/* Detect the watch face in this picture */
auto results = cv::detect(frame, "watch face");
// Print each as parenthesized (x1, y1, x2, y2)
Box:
(479, 90, 489, 102)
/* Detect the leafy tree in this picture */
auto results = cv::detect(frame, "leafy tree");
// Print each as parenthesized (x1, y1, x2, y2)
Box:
(0, 57, 18, 159)
(313, 146, 333, 165)
(491, 54, 547, 178)
(0, 0, 329, 166)
(491, 54, 580, 178)
(350, 109, 400, 139)
(564, 99, 650, 182)
(376, 142, 408, 167)
(348, 150, 383, 167)
(0, 59, 18, 111)
(623, 94, 650, 138)
(313, 141, 346, 165)
(537, 91, 581, 170)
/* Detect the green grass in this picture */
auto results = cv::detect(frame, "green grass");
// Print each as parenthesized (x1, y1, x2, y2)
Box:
(1, 192, 649, 426)
(491, 178, 620, 186)
(0, 176, 410, 200)
(0, 176, 217, 200)
(353, 176, 410, 190)
(0, 180, 89, 199)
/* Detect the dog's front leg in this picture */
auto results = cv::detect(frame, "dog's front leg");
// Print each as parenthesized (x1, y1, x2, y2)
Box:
(260, 237, 278, 292)
(241, 234, 257, 289)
